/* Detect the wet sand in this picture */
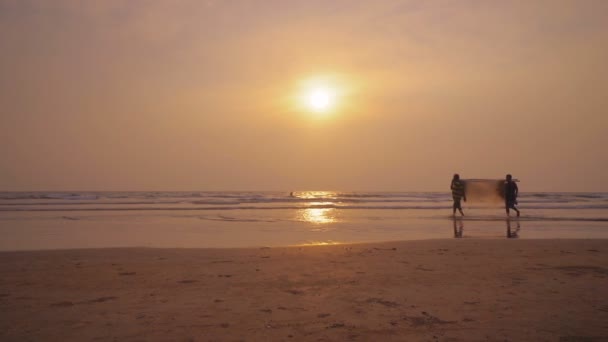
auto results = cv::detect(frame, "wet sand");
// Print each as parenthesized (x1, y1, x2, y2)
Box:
(1, 239, 607, 341)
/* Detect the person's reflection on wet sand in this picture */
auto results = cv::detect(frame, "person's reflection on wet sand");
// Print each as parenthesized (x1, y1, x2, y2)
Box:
(453, 217, 464, 238)
(506, 218, 521, 238)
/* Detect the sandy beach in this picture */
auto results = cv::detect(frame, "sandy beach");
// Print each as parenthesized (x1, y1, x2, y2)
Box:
(1, 239, 607, 341)
(3, 0, 608, 341)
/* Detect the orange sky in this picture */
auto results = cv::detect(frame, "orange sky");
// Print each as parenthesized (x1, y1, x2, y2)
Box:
(1, 0, 607, 191)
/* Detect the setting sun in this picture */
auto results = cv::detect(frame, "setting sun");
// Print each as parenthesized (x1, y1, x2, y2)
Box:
(307, 87, 335, 112)
(294, 74, 350, 116)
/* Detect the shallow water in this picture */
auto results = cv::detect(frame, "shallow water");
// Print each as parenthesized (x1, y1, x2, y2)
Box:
(1, 191, 607, 250)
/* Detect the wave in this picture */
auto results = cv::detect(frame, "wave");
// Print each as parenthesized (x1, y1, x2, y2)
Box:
(198, 215, 279, 223)
(0, 193, 99, 200)
(2, 191, 607, 201)
(2, 203, 608, 212)
(1, 192, 607, 215)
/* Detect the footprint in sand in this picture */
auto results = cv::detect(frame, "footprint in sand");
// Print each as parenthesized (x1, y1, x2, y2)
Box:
(50, 301, 74, 307)
(403, 312, 456, 327)
(415, 266, 434, 271)
(366, 298, 399, 307)
(87, 297, 117, 303)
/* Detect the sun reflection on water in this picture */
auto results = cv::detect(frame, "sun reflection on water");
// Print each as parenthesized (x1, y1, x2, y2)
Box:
(299, 207, 336, 224)
(296, 240, 342, 246)
(293, 191, 339, 225)
(292, 190, 338, 200)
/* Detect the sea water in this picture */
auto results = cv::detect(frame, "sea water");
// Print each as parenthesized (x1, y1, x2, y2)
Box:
(1, 191, 607, 250)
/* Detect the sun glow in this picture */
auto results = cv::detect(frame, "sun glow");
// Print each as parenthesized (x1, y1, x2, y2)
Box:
(307, 87, 335, 112)
(295, 75, 349, 116)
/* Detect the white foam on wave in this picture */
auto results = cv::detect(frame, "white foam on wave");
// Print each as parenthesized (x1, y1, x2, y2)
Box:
(1, 192, 607, 219)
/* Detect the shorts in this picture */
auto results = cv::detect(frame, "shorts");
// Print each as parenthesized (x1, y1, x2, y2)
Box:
(453, 197, 462, 209)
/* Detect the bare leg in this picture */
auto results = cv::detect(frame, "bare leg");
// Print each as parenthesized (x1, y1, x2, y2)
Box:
(506, 200, 515, 216)
(506, 202, 520, 217)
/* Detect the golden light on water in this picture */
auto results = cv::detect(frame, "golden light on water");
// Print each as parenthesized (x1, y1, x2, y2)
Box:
(293, 191, 338, 200)
(297, 240, 342, 246)
(293, 191, 339, 225)
(299, 207, 336, 224)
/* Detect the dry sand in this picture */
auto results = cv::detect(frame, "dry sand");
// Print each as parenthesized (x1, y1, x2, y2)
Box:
(1, 239, 607, 341)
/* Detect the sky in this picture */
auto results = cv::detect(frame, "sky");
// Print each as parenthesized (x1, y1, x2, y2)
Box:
(1, 0, 607, 192)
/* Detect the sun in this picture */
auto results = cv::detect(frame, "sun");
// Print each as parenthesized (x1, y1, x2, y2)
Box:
(307, 87, 334, 112)
(293, 74, 352, 116)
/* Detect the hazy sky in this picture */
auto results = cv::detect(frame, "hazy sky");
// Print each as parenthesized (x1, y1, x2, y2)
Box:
(1, 0, 607, 191)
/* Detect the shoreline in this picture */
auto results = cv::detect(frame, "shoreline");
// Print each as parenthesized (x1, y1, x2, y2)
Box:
(2, 212, 608, 251)
(2, 239, 607, 341)
(0, 236, 607, 252)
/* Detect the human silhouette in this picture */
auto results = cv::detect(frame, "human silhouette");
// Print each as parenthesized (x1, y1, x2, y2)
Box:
(450, 174, 466, 216)
(504, 174, 520, 217)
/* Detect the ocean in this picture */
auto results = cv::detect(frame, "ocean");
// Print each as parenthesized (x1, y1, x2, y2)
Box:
(1, 191, 607, 250)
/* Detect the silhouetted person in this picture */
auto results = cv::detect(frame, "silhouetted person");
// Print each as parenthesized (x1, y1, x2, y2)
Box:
(450, 174, 466, 216)
(504, 174, 520, 217)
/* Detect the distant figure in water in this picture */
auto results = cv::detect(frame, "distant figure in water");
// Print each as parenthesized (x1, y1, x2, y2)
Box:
(504, 174, 520, 217)
(450, 174, 466, 216)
